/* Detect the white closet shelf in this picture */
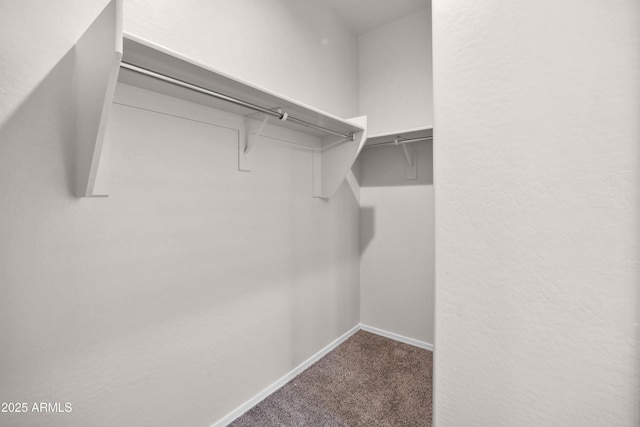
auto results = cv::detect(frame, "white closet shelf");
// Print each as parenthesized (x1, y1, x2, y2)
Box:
(74, 0, 367, 199)
(364, 126, 433, 148)
(120, 34, 364, 140)
(362, 126, 433, 181)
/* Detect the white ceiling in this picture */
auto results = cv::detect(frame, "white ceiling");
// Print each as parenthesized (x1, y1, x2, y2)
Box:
(320, 0, 430, 35)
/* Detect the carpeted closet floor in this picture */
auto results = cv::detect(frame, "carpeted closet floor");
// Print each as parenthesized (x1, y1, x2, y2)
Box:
(230, 330, 433, 426)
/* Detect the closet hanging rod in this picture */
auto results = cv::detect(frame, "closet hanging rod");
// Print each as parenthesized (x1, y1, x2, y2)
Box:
(365, 136, 433, 148)
(119, 62, 355, 141)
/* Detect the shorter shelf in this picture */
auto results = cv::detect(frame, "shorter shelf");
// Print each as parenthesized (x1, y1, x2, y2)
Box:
(364, 126, 433, 148)
(361, 126, 433, 181)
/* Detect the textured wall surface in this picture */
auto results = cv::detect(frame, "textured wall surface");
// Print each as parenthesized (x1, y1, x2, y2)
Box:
(0, 1, 360, 426)
(357, 5, 434, 345)
(433, 1, 639, 426)
(358, 143, 434, 344)
(359, 8, 433, 136)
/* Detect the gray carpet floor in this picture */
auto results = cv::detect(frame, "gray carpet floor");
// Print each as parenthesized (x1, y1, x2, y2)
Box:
(229, 330, 433, 426)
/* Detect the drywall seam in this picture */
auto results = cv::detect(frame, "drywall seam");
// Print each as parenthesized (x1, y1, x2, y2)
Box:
(211, 324, 361, 427)
(360, 324, 434, 351)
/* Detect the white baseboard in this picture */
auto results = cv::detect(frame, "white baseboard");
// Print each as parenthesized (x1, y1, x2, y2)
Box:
(212, 323, 432, 426)
(359, 324, 434, 352)
(211, 324, 360, 427)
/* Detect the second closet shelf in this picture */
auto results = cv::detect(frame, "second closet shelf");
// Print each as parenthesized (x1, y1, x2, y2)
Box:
(365, 126, 433, 148)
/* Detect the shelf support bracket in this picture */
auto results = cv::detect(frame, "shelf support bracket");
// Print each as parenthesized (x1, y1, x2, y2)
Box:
(239, 115, 269, 172)
(75, 0, 123, 197)
(313, 115, 367, 199)
(396, 138, 417, 180)
(245, 115, 269, 156)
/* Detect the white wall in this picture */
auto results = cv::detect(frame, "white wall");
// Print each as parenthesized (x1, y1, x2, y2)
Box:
(0, 1, 360, 426)
(124, 0, 359, 119)
(358, 143, 434, 344)
(0, 1, 113, 127)
(433, 1, 639, 426)
(357, 7, 434, 345)
(0, 0, 359, 127)
(359, 8, 433, 136)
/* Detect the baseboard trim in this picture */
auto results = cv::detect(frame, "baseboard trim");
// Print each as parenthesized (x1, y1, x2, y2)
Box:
(359, 324, 434, 352)
(212, 323, 432, 426)
(211, 324, 360, 427)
